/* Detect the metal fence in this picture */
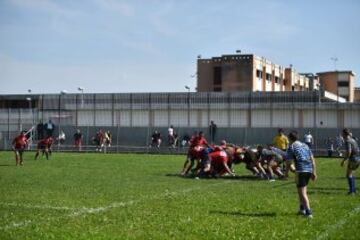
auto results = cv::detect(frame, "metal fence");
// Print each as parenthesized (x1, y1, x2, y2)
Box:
(1, 91, 360, 154)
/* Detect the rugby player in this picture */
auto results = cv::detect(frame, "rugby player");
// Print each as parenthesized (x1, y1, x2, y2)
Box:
(209, 146, 235, 177)
(34, 136, 53, 160)
(286, 131, 317, 218)
(257, 145, 284, 181)
(181, 131, 209, 176)
(12, 131, 28, 166)
(340, 128, 360, 195)
(233, 147, 267, 178)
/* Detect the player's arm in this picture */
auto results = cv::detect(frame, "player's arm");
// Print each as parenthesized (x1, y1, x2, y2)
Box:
(222, 161, 235, 176)
(310, 155, 317, 181)
(11, 138, 16, 150)
(341, 143, 351, 167)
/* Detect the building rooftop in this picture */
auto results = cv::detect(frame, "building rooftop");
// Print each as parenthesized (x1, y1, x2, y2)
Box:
(316, 70, 356, 76)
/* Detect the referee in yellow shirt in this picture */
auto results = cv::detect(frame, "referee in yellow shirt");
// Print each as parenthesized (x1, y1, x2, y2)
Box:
(273, 128, 289, 172)
(273, 128, 289, 151)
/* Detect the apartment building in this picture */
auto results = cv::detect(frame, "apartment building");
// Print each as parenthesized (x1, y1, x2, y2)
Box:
(197, 53, 312, 93)
(355, 87, 360, 102)
(317, 71, 356, 102)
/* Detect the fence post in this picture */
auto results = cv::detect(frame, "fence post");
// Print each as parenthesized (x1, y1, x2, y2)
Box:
(93, 94, 96, 127)
(7, 108, 10, 150)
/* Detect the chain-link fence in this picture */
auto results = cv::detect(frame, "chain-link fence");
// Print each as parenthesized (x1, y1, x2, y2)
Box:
(1, 91, 360, 154)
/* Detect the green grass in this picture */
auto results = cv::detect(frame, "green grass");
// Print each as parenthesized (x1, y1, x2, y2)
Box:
(0, 151, 359, 240)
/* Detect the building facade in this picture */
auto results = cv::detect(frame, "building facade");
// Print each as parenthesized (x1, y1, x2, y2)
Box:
(317, 71, 356, 102)
(197, 54, 317, 93)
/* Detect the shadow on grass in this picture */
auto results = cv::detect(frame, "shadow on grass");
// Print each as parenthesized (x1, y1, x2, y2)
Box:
(219, 175, 261, 181)
(0, 164, 12, 167)
(333, 177, 360, 180)
(271, 181, 294, 188)
(311, 187, 348, 191)
(210, 210, 277, 217)
(308, 186, 348, 195)
(165, 174, 262, 181)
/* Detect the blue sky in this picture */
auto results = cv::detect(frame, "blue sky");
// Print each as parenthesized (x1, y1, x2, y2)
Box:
(0, 0, 359, 94)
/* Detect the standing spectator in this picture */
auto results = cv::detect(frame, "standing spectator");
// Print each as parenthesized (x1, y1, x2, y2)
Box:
(105, 131, 112, 147)
(304, 131, 313, 149)
(325, 137, 334, 157)
(150, 130, 161, 150)
(58, 130, 66, 145)
(335, 134, 344, 157)
(340, 128, 360, 195)
(181, 133, 191, 147)
(286, 130, 317, 218)
(209, 120, 217, 143)
(168, 125, 175, 147)
(36, 121, 44, 140)
(94, 129, 104, 152)
(74, 129, 83, 151)
(45, 120, 56, 137)
(173, 132, 179, 147)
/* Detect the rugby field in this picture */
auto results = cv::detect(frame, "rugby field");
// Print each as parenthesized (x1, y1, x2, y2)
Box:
(0, 151, 359, 239)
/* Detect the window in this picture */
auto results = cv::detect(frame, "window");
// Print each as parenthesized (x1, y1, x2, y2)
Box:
(256, 70, 262, 78)
(213, 67, 222, 85)
(266, 73, 271, 81)
(275, 76, 279, 83)
(338, 81, 349, 87)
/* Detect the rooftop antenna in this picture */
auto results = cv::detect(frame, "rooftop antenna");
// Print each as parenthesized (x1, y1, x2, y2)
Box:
(330, 56, 338, 70)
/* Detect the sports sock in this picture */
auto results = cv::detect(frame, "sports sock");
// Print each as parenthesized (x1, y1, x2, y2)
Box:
(351, 177, 356, 193)
(305, 208, 312, 215)
(347, 176, 354, 193)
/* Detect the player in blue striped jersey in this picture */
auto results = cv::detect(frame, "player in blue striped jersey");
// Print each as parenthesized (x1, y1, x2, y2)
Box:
(341, 128, 360, 195)
(286, 131, 317, 218)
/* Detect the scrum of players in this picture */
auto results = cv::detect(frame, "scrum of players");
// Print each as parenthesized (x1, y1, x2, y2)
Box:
(180, 131, 296, 181)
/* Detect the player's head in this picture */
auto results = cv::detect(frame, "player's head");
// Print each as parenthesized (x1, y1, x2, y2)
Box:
(257, 145, 263, 152)
(342, 128, 351, 138)
(199, 131, 204, 137)
(214, 146, 222, 151)
(288, 130, 298, 142)
(20, 130, 26, 135)
(278, 128, 284, 135)
(220, 140, 226, 146)
(234, 148, 245, 162)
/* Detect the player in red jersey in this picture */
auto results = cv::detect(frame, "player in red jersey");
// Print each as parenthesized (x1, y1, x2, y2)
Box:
(209, 147, 235, 177)
(12, 131, 28, 166)
(181, 131, 209, 176)
(35, 136, 53, 160)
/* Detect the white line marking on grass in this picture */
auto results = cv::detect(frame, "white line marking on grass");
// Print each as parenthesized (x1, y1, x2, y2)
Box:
(0, 202, 78, 211)
(69, 182, 229, 217)
(0, 181, 231, 231)
(315, 204, 360, 240)
(0, 220, 32, 231)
